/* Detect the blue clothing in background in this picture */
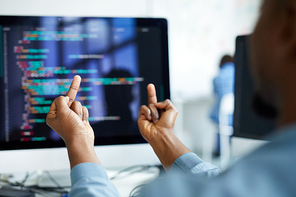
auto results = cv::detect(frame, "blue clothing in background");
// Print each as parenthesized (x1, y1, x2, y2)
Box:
(70, 124, 296, 197)
(210, 62, 235, 125)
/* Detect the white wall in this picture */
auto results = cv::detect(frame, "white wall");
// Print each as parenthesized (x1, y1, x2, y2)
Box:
(0, 0, 148, 17)
(182, 98, 216, 153)
(151, 0, 261, 100)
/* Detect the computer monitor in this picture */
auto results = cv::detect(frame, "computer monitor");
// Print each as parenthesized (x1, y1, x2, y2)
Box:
(0, 16, 169, 173)
(233, 35, 275, 140)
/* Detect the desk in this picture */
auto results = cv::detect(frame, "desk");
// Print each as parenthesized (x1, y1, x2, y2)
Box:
(0, 167, 159, 197)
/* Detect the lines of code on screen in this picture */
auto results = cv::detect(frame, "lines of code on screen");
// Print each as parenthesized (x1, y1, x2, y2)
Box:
(1, 18, 143, 143)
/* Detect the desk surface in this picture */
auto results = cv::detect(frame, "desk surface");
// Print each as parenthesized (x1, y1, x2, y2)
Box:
(0, 167, 159, 197)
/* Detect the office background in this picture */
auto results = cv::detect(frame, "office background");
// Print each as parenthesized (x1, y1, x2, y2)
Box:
(0, 0, 262, 163)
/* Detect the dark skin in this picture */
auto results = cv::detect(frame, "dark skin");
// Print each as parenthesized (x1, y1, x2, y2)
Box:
(138, 84, 191, 171)
(46, 75, 100, 169)
(251, 0, 296, 127)
(47, 77, 190, 171)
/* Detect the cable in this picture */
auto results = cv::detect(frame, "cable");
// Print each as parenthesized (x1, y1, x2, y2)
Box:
(19, 171, 37, 188)
(110, 165, 159, 197)
(0, 171, 70, 195)
(110, 165, 157, 181)
(44, 171, 67, 192)
(26, 171, 68, 194)
(129, 184, 146, 197)
(127, 165, 165, 197)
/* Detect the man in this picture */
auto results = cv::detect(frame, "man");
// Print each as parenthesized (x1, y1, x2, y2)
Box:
(210, 55, 235, 156)
(210, 55, 235, 126)
(46, 0, 296, 196)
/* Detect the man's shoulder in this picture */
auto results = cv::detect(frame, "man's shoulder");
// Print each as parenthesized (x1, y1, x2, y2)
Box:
(257, 124, 296, 154)
(235, 125, 296, 172)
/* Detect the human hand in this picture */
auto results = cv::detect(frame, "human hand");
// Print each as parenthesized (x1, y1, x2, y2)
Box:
(138, 84, 190, 170)
(46, 75, 94, 145)
(138, 84, 178, 143)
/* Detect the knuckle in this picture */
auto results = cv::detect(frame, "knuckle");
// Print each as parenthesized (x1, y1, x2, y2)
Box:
(139, 105, 146, 112)
(148, 103, 155, 109)
(139, 105, 146, 114)
(172, 105, 178, 113)
(70, 85, 79, 91)
(164, 99, 171, 105)
(140, 105, 146, 109)
(82, 106, 89, 114)
(73, 101, 82, 107)
(57, 96, 64, 101)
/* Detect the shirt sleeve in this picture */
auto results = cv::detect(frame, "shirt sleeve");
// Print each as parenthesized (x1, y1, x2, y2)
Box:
(169, 152, 221, 178)
(70, 163, 120, 197)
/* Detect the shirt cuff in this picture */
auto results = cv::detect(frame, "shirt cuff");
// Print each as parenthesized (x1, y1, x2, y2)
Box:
(71, 163, 108, 185)
(169, 152, 204, 174)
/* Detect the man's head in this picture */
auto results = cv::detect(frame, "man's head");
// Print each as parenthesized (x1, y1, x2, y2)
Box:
(219, 55, 233, 68)
(251, 0, 296, 123)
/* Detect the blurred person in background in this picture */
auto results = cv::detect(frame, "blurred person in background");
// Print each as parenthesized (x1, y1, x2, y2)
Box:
(210, 55, 235, 156)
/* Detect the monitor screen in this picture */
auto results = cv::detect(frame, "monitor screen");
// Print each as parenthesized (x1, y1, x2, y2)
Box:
(0, 16, 170, 150)
(233, 35, 275, 140)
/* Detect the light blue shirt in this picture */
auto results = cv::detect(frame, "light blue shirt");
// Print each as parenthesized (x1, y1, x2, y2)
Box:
(70, 124, 296, 197)
(210, 62, 235, 125)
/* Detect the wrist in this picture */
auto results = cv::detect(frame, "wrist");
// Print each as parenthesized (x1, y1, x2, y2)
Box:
(65, 134, 94, 147)
(148, 128, 175, 145)
(66, 136, 101, 169)
(148, 130, 191, 171)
